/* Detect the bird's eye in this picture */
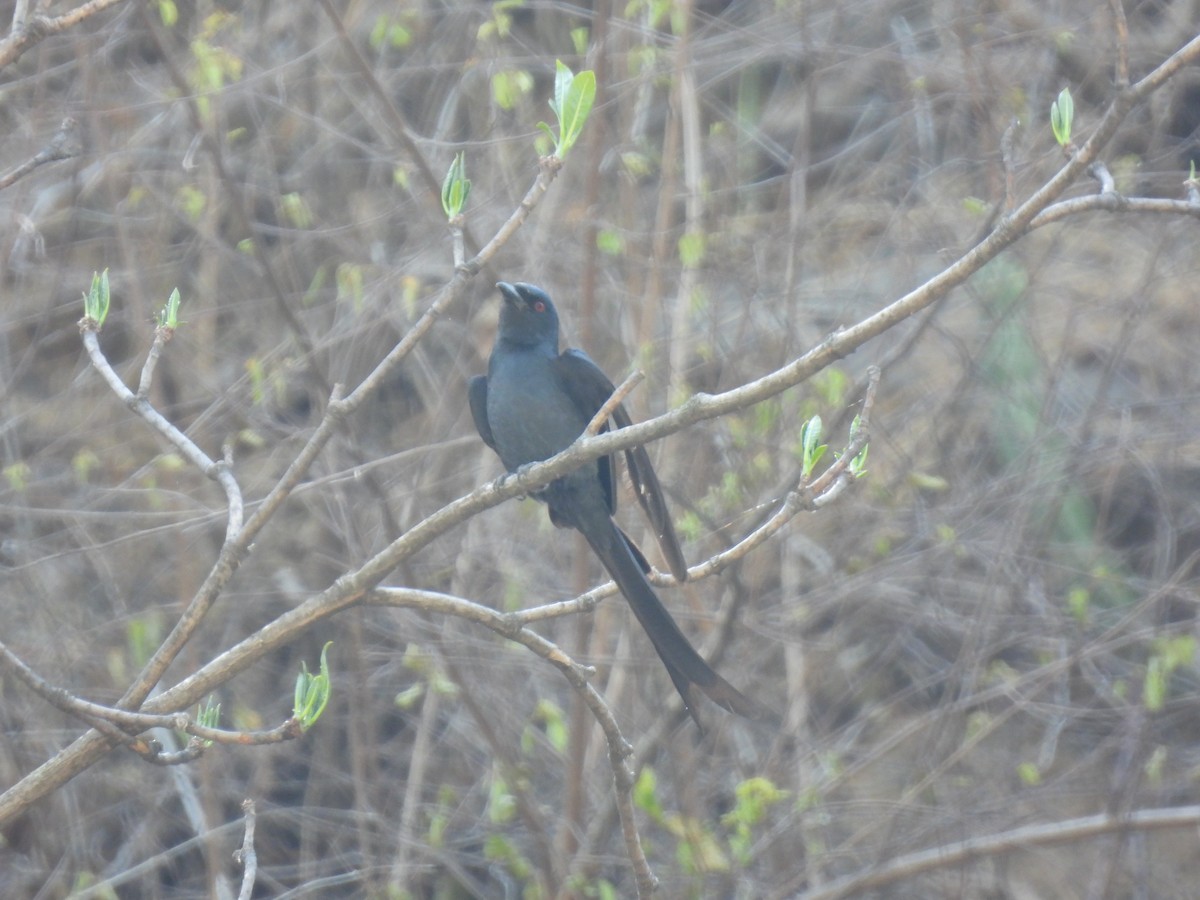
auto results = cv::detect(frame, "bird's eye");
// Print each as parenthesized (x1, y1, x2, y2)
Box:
(533, 301, 545, 312)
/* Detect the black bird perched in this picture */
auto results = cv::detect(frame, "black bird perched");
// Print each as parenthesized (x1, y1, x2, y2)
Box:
(469, 281, 768, 728)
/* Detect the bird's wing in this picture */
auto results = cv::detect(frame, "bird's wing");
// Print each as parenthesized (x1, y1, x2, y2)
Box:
(550, 349, 617, 516)
(553, 349, 688, 582)
(467, 375, 497, 451)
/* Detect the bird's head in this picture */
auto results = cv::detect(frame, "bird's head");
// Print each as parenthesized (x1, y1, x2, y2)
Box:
(496, 281, 560, 348)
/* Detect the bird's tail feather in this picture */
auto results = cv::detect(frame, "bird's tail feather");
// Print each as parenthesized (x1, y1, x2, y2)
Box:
(581, 517, 772, 728)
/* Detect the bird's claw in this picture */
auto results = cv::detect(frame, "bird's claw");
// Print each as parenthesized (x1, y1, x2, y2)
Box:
(498, 464, 535, 500)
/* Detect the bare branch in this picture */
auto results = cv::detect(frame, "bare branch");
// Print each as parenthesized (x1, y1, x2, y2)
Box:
(584, 370, 644, 437)
(234, 799, 259, 900)
(1109, 0, 1130, 87)
(0, 0, 128, 69)
(0, 117, 81, 190)
(798, 806, 1200, 900)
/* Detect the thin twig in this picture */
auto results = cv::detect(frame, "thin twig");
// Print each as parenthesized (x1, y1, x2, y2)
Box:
(234, 799, 259, 900)
(0, 0, 129, 69)
(798, 806, 1200, 900)
(78, 329, 244, 542)
(0, 636, 303, 747)
(1000, 116, 1020, 211)
(136, 325, 175, 399)
(1109, 0, 1130, 87)
(1088, 160, 1117, 194)
(0, 117, 81, 190)
(584, 371, 644, 437)
(1029, 192, 1200, 227)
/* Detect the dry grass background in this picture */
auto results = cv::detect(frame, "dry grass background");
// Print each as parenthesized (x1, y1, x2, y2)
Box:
(1, 0, 1200, 897)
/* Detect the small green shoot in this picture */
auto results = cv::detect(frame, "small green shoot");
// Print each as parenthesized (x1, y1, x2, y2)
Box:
(194, 696, 220, 747)
(537, 60, 596, 159)
(487, 768, 517, 825)
(82, 269, 111, 328)
(531, 698, 567, 753)
(3, 461, 31, 492)
(633, 767, 665, 823)
(799, 415, 827, 480)
(293, 642, 333, 730)
(441, 152, 471, 219)
(570, 27, 589, 57)
(1050, 87, 1074, 147)
(722, 777, 788, 865)
(1143, 635, 1195, 712)
(847, 414, 869, 477)
(156, 288, 182, 330)
(158, 0, 178, 27)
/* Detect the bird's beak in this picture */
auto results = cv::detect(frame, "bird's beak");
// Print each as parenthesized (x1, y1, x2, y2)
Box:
(496, 282, 520, 306)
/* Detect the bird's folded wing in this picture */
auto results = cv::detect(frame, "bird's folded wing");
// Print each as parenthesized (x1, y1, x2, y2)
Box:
(467, 375, 497, 451)
(552, 349, 688, 582)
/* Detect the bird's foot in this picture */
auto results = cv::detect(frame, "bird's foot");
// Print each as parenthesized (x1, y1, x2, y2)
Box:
(497, 465, 537, 500)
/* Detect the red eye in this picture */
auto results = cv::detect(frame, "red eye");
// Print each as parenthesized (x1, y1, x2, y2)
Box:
(533, 301, 545, 312)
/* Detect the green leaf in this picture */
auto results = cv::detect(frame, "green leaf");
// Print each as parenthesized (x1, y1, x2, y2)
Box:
(536, 121, 556, 148)
(1159, 635, 1196, 670)
(544, 60, 596, 158)
(850, 442, 868, 477)
(157, 287, 182, 329)
(293, 641, 333, 729)
(158, 0, 178, 27)
(280, 192, 313, 229)
(1143, 656, 1166, 711)
(549, 59, 572, 121)
(963, 195, 990, 216)
(369, 15, 411, 50)
(335, 262, 365, 313)
(596, 228, 623, 255)
(909, 471, 949, 491)
(633, 767, 664, 822)
(800, 415, 827, 479)
(394, 684, 425, 709)
(487, 769, 516, 824)
(559, 69, 595, 155)
(72, 448, 100, 485)
(1142, 657, 1161, 710)
(440, 152, 471, 219)
(3, 461, 31, 493)
(1066, 586, 1090, 623)
(533, 699, 568, 753)
(83, 269, 111, 326)
(570, 27, 589, 56)
(1050, 87, 1074, 147)
(677, 231, 705, 267)
(194, 696, 220, 746)
(491, 68, 533, 111)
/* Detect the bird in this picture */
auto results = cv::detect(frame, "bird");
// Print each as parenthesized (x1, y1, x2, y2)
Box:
(469, 281, 769, 729)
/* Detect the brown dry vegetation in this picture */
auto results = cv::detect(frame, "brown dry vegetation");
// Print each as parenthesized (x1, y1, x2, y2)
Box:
(2, 0, 1200, 897)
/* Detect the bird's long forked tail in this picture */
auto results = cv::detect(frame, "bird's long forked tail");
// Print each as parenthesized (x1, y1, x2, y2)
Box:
(583, 517, 773, 730)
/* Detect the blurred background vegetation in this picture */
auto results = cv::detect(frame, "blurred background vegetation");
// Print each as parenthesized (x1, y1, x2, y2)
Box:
(2, 0, 1199, 896)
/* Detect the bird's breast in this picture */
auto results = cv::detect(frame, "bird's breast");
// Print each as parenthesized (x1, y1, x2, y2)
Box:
(486, 351, 588, 471)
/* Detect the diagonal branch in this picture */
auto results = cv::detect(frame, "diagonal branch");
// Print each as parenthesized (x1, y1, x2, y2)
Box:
(0, 0, 128, 69)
